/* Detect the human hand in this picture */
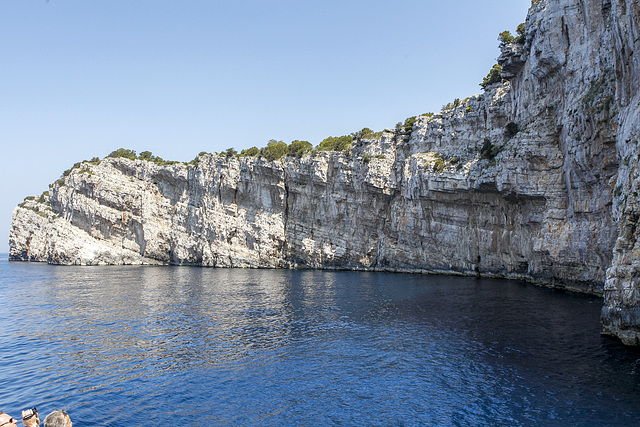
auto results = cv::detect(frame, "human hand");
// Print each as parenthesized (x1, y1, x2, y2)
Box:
(21, 408, 39, 427)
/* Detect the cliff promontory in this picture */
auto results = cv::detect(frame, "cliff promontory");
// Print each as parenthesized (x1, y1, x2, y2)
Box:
(9, 0, 640, 346)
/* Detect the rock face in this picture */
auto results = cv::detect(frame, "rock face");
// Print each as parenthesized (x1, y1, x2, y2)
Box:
(8, 0, 640, 345)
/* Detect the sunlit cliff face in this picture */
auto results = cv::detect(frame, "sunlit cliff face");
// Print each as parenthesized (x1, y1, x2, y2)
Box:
(7, 0, 640, 346)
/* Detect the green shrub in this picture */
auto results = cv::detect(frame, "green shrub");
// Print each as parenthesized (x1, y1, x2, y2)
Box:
(480, 138, 499, 161)
(287, 140, 313, 158)
(506, 122, 519, 137)
(223, 147, 238, 157)
(352, 127, 371, 140)
(481, 64, 502, 88)
(403, 116, 417, 133)
(433, 157, 445, 173)
(317, 135, 353, 153)
(108, 148, 137, 160)
(239, 147, 260, 157)
(441, 99, 462, 112)
(135, 150, 175, 165)
(261, 140, 288, 161)
(351, 127, 382, 141)
(362, 154, 371, 164)
(139, 151, 153, 160)
(515, 23, 526, 44)
(499, 31, 514, 44)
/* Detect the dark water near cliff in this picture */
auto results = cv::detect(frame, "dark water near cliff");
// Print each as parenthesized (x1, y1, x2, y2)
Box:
(1, 258, 639, 426)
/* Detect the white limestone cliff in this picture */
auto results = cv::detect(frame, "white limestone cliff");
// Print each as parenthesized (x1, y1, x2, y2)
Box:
(9, 0, 640, 345)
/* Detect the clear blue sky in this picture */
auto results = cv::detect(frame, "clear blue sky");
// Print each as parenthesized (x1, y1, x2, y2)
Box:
(0, 0, 531, 253)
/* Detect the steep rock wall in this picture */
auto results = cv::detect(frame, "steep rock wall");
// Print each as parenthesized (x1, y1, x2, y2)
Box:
(601, 0, 640, 345)
(9, 0, 640, 344)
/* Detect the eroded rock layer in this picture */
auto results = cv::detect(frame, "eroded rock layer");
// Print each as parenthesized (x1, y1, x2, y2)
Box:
(9, 0, 640, 345)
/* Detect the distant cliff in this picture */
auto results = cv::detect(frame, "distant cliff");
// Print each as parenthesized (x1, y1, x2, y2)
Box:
(9, 0, 640, 346)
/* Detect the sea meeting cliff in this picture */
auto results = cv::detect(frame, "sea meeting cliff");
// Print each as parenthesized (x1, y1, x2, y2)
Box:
(9, 0, 640, 346)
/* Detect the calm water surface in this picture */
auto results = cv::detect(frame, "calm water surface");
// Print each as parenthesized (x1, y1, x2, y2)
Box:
(1, 257, 639, 426)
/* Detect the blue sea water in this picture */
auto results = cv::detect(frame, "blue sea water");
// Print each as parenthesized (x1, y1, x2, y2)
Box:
(0, 256, 639, 426)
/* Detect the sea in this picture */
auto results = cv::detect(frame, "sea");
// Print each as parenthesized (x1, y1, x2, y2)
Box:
(1, 256, 639, 426)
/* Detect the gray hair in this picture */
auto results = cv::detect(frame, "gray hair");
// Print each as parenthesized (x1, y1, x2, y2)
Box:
(43, 411, 71, 427)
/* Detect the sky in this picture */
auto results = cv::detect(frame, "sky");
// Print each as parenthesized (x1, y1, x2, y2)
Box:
(0, 0, 532, 253)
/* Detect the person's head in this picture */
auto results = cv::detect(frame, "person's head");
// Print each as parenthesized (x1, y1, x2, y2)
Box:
(42, 411, 71, 427)
(0, 412, 18, 426)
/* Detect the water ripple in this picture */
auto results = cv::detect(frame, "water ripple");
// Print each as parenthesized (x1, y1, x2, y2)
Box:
(1, 263, 639, 425)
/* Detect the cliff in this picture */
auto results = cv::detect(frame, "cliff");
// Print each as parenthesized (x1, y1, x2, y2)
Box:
(9, 0, 640, 346)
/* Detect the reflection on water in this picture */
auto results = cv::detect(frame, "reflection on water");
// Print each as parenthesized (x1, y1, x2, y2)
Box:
(1, 261, 639, 426)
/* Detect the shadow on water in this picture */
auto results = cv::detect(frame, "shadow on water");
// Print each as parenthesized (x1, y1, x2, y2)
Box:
(1, 261, 639, 425)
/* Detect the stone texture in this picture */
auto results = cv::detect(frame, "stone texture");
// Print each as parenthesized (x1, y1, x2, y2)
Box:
(8, 0, 640, 345)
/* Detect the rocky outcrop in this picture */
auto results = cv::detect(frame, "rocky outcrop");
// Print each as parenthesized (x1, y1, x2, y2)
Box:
(8, 0, 640, 345)
(599, 0, 640, 346)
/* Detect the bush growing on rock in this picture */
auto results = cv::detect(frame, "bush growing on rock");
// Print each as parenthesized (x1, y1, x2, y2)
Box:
(351, 127, 382, 141)
(317, 135, 353, 153)
(481, 64, 502, 88)
(515, 23, 526, 44)
(403, 116, 417, 133)
(108, 148, 137, 160)
(287, 140, 313, 158)
(223, 147, 238, 157)
(139, 151, 153, 160)
(240, 147, 260, 157)
(499, 30, 514, 44)
(137, 150, 178, 165)
(261, 140, 288, 161)
(506, 122, 519, 137)
(480, 138, 500, 161)
(441, 99, 462, 111)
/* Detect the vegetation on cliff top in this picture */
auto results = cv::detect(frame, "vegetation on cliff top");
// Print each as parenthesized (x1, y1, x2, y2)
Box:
(480, 23, 526, 89)
(108, 148, 180, 166)
(49, 21, 531, 179)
